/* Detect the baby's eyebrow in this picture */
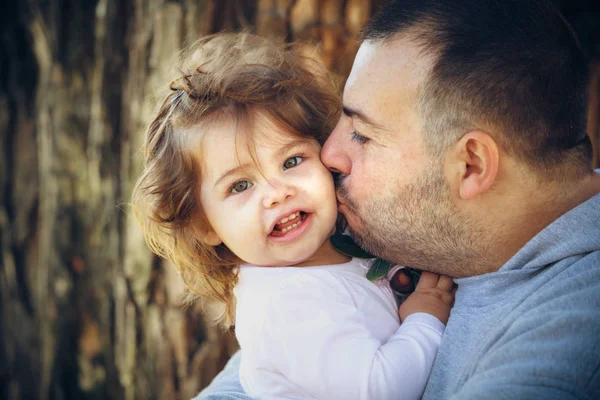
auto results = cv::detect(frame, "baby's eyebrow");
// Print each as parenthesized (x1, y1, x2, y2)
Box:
(213, 139, 312, 188)
(214, 162, 252, 188)
(274, 139, 311, 157)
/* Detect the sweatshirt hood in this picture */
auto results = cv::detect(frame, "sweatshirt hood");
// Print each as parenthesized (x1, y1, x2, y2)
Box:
(454, 189, 600, 308)
(500, 191, 600, 273)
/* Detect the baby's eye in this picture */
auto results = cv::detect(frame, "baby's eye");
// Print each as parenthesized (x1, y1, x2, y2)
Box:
(230, 180, 253, 193)
(283, 156, 303, 170)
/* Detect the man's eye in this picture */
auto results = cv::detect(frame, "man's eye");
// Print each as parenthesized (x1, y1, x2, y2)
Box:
(230, 180, 253, 193)
(283, 156, 303, 170)
(350, 131, 369, 144)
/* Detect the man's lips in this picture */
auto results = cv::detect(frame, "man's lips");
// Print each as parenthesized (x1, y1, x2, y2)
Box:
(337, 202, 349, 216)
(336, 196, 357, 220)
(336, 194, 352, 211)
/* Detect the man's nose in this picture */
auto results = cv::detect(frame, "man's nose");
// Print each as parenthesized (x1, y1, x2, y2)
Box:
(321, 125, 352, 176)
(262, 180, 296, 209)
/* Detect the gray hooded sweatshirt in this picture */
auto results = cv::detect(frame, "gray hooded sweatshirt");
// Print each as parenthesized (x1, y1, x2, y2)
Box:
(424, 191, 600, 399)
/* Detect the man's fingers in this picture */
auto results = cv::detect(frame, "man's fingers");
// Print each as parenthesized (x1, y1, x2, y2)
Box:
(416, 271, 440, 289)
(436, 275, 455, 292)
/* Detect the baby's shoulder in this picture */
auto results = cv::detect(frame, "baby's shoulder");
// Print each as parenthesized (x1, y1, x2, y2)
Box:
(236, 261, 371, 303)
(237, 265, 346, 295)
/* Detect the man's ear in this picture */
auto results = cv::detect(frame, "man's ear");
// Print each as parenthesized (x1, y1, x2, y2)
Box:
(449, 131, 499, 200)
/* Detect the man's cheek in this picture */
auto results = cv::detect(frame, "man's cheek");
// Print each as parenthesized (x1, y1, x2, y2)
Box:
(352, 174, 371, 201)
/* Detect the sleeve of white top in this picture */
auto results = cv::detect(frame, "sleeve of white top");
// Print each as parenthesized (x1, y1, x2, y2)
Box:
(259, 271, 445, 400)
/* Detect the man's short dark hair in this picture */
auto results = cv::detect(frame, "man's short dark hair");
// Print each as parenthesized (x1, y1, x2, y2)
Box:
(363, 0, 592, 177)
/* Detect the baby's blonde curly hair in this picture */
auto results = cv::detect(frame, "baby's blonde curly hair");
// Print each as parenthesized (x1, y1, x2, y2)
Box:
(131, 32, 340, 328)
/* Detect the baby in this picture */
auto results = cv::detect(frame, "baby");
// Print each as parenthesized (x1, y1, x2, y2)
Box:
(132, 32, 454, 400)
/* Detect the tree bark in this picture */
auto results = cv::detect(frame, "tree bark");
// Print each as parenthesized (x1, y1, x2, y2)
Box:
(0, 1, 598, 400)
(0, 1, 372, 399)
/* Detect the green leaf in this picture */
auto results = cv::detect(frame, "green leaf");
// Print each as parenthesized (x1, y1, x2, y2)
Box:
(366, 258, 393, 281)
(330, 234, 375, 259)
(330, 234, 407, 284)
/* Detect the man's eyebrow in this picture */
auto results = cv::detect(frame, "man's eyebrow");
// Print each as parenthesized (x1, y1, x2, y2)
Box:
(214, 163, 252, 188)
(342, 105, 382, 129)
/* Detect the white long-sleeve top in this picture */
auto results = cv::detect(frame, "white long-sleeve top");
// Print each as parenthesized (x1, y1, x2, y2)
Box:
(234, 258, 445, 400)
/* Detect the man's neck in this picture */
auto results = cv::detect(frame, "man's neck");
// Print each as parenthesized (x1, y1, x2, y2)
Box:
(487, 171, 600, 274)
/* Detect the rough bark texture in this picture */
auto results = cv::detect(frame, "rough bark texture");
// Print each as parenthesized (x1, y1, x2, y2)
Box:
(0, 1, 598, 400)
(0, 1, 379, 399)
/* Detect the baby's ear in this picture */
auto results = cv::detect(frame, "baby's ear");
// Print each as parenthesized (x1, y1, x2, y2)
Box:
(191, 215, 222, 246)
(203, 229, 222, 247)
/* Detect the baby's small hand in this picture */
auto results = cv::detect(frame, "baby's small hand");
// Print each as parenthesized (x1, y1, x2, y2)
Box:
(399, 272, 455, 325)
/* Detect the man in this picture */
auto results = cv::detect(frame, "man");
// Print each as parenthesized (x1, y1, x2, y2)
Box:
(197, 0, 600, 398)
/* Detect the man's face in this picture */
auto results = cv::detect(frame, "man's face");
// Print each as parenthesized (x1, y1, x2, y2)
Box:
(322, 39, 477, 274)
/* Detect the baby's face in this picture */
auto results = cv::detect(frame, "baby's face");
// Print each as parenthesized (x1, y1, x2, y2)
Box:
(197, 115, 338, 267)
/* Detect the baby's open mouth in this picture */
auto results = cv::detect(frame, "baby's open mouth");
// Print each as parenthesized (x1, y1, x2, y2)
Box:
(270, 211, 308, 237)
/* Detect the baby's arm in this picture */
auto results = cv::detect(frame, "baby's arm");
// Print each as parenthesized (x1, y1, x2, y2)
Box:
(250, 271, 453, 400)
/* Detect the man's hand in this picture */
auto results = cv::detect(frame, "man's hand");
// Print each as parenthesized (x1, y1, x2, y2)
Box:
(399, 272, 455, 325)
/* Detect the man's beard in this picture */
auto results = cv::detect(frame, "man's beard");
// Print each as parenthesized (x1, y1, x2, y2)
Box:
(336, 165, 492, 277)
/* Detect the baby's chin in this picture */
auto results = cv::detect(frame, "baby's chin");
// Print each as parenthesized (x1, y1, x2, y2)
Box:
(258, 259, 310, 268)
(238, 255, 310, 268)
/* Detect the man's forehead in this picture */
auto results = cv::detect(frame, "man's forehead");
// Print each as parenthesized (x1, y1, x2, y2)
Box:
(345, 38, 432, 96)
(342, 39, 432, 131)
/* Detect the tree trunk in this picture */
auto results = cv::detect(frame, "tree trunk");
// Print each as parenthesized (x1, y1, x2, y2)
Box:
(0, 1, 598, 400)
(0, 1, 376, 399)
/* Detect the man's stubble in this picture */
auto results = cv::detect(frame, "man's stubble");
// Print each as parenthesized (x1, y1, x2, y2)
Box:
(337, 163, 494, 278)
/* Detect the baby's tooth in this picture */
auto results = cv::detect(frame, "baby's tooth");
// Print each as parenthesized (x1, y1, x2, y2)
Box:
(280, 217, 289, 224)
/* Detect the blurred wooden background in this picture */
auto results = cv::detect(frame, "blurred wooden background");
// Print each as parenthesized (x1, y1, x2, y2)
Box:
(1, 1, 599, 399)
